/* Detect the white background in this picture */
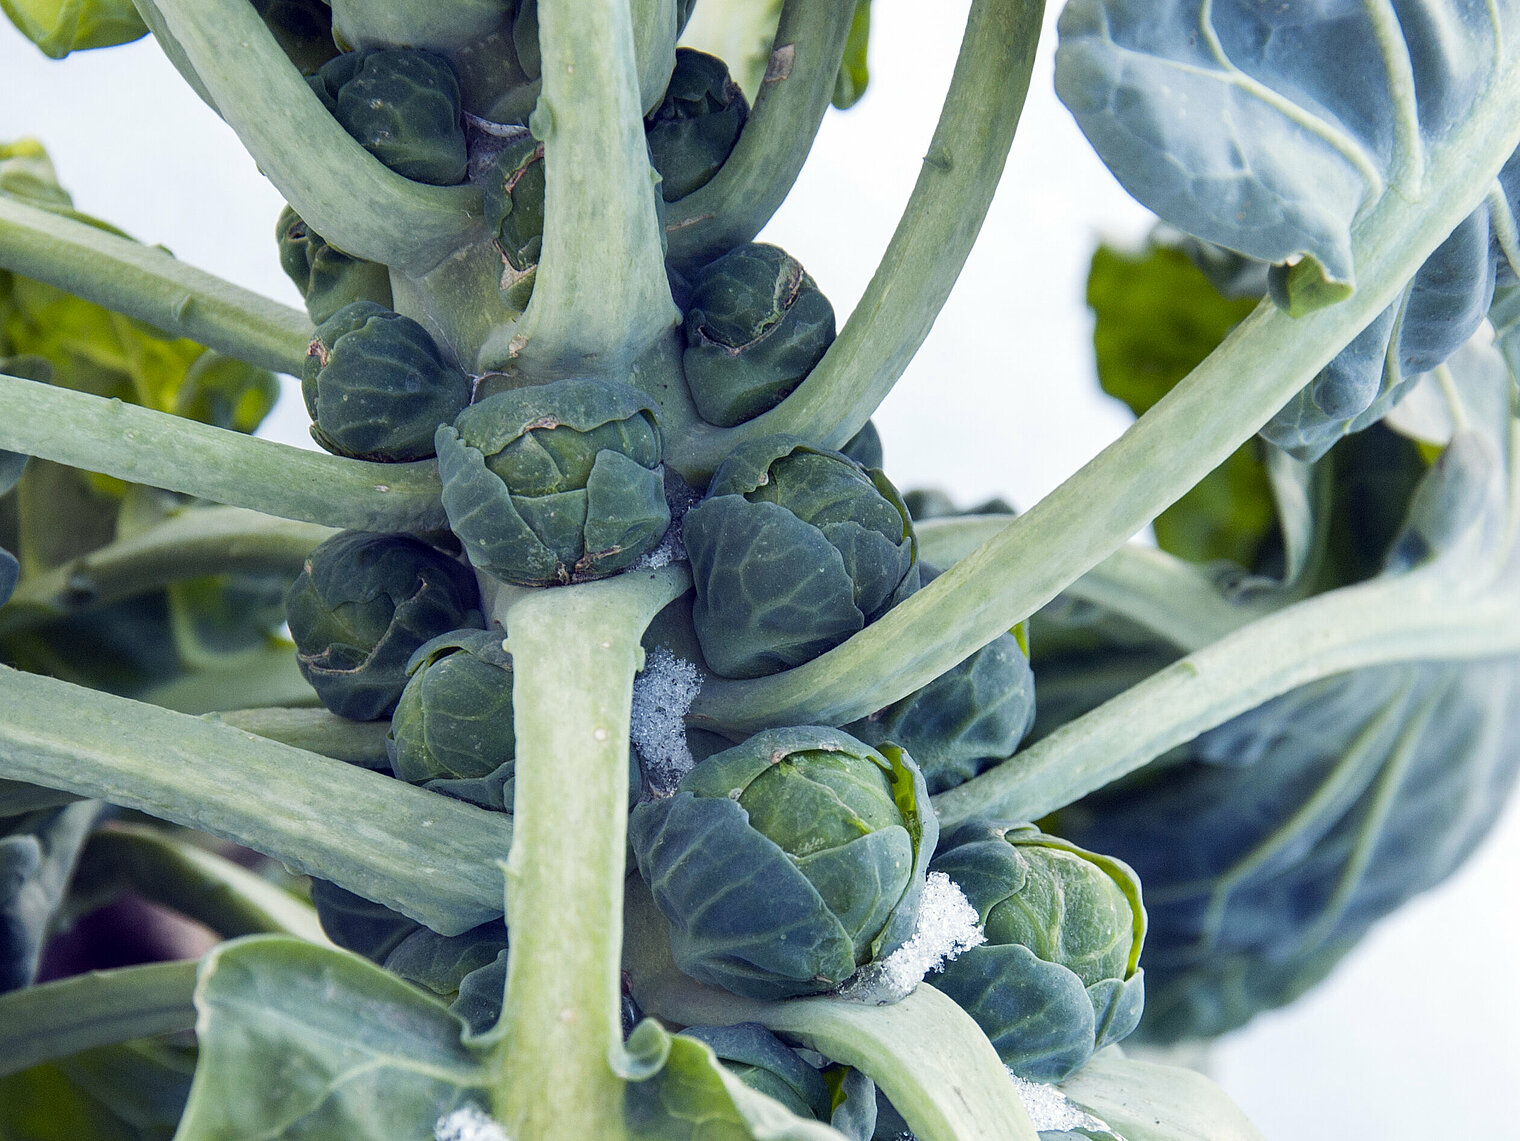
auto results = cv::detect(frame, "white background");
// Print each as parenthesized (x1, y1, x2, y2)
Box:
(2, 3, 1518, 1137)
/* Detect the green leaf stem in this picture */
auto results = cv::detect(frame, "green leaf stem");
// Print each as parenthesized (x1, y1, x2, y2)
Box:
(1057, 1052, 1266, 1141)
(0, 506, 332, 634)
(668, 0, 1044, 477)
(493, 564, 691, 1140)
(76, 823, 329, 943)
(0, 962, 197, 1079)
(0, 196, 312, 375)
(507, 0, 681, 376)
(208, 706, 392, 769)
(0, 374, 447, 532)
(142, 0, 482, 274)
(662, 0, 858, 266)
(0, 666, 507, 933)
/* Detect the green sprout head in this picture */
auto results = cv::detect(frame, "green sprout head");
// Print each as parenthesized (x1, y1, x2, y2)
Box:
(845, 619, 1035, 794)
(309, 49, 468, 185)
(483, 135, 547, 309)
(388, 629, 517, 810)
(277, 206, 393, 326)
(682, 243, 837, 427)
(646, 48, 749, 202)
(929, 821, 1146, 1082)
(284, 531, 483, 721)
(682, 436, 917, 678)
(434, 378, 671, 586)
(300, 301, 472, 462)
(629, 726, 938, 1000)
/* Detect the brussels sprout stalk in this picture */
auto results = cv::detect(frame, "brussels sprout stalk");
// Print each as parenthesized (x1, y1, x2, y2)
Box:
(507, 0, 680, 377)
(145, 0, 482, 273)
(0, 195, 313, 375)
(492, 564, 689, 1139)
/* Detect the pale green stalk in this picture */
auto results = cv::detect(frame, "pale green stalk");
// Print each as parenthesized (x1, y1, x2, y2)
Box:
(0, 962, 198, 1079)
(668, 0, 1046, 476)
(0, 374, 447, 532)
(493, 565, 691, 1141)
(918, 515, 1277, 650)
(933, 531, 1520, 828)
(0, 507, 332, 633)
(79, 823, 330, 943)
(692, 79, 1520, 730)
(508, 0, 680, 375)
(663, 0, 858, 265)
(0, 197, 312, 375)
(208, 706, 392, 769)
(0, 666, 505, 933)
(143, 0, 481, 274)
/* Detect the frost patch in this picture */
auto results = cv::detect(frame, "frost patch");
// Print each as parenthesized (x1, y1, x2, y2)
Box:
(1008, 1071, 1120, 1137)
(631, 647, 702, 793)
(435, 1104, 509, 1141)
(841, 872, 984, 1003)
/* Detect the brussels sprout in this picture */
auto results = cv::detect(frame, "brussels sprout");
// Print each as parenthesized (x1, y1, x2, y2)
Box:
(646, 48, 749, 202)
(251, 0, 338, 75)
(284, 530, 483, 720)
(845, 629, 1035, 794)
(630, 726, 938, 1000)
(682, 437, 917, 678)
(435, 378, 671, 585)
(929, 821, 1146, 1082)
(482, 135, 546, 309)
(682, 244, 836, 427)
(277, 206, 393, 326)
(840, 420, 883, 470)
(388, 628, 515, 793)
(301, 301, 472, 462)
(903, 489, 1016, 521)
(309, 49, 468, 185)
(310, 880, 507, 1035)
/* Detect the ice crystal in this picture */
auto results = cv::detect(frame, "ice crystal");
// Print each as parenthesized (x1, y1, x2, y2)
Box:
(435, 1104, 509, 1141)
(841, 872, 984, 1003)
(1008, 1071, 1120, 1137)
(630, 647, 702, 793)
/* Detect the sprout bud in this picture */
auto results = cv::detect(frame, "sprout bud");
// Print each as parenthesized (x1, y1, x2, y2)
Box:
(435, 378, 671, 586)
(284, 531, 482, 720)
(309, 49, 468, 185)
(682, 436, 917, 678)
(682, 244, 836, 427)
(301, 301, 472, 462)
(929, 821, 1147, 1081)
(646, 48, 749, 202)
(277, 206, 393, 326)
(630, 726, 938, 1000)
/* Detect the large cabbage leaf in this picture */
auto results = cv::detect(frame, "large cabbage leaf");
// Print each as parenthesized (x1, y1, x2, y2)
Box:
(1056, 0, 1520, 459)
(1040, 335, 1520, 1039)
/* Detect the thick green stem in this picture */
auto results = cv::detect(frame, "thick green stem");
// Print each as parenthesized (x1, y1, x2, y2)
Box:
(0, 666, 505, 934)
(667, 0, 1045, 477)
(144, 0, 481, 274)
(493, 566, 690, 1141)
(918, 516, 1276, 651)
(662, 0, 858, 267)
(0, 374, 446, 532)
(508, 0, 680, 376)
(690, 83, 1520, 730)
(933, 539, 1520, 828)
(208, 706, 392, 769)
(77, 824, 330, 943)
(0, 507, 332, 633)
(0, 198, 312, 375)
(0, 962, 198, 1079)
